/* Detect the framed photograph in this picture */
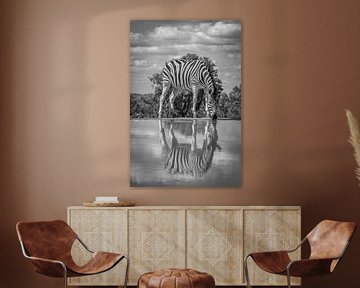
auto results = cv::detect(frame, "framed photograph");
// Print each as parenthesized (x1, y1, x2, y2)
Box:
(130, 20, 241, 187)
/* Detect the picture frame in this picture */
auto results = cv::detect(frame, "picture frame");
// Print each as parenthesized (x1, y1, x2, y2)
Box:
(130, 20, 241, 187)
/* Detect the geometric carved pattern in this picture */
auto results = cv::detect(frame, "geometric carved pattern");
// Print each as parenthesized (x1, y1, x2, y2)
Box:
(194, 227, 232, 265)
(84, 228, 113, 252)
(128, 209, 185, 284)
(138, 228, 175, 265)
(68, 208, 127, 286)
(244, 209, 301, 286)
(187, 209, 243, 285)
(252, 228, 287, 252)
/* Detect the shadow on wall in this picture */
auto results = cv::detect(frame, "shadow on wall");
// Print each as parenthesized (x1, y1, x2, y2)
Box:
(0, 1, 196, 288)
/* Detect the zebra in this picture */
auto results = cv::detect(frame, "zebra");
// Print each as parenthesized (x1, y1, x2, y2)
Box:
(157, 59, 217, 119)
(159, 119, 220, 178)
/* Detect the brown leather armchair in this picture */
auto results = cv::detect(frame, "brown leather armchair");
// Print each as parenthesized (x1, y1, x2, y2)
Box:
(16, 220, 129, 288)
(244, 220, 356, 288)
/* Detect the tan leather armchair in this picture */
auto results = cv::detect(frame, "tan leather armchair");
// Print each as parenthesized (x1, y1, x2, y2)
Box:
(244, 220, 356, 288)
(16, 220, 129, 288)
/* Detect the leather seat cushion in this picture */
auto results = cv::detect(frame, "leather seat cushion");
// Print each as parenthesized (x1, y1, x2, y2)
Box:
(138, 268, 215, 288)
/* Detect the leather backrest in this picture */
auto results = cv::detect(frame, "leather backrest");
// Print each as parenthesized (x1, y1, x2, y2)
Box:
(16, 220, 77, 261)
(307, 220, 356, 259)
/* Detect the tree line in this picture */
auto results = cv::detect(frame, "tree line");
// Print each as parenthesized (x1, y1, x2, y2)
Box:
(130, 53, 241, 120)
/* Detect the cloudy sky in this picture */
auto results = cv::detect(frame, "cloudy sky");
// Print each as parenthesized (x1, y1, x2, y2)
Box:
(130, 20, 241, 94)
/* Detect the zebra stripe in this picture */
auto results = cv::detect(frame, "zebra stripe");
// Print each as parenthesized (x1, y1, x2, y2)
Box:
(165, 145, 215, 178)
(163, 60, 212, 92)
(159, 59, 216, 118)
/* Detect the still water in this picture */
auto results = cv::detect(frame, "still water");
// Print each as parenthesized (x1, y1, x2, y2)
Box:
(130, 119, 241, 187)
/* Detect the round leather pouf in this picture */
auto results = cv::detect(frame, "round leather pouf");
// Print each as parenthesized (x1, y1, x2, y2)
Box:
(138, 268, 215, 288)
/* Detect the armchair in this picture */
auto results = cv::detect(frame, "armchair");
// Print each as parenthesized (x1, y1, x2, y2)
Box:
(16, 220, 129, 288)
(244, 220, 356, 288)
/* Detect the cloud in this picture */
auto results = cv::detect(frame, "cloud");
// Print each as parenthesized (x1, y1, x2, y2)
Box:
(147, 21, 240, 46)
(150, 26, 188, 41)
(166, 54, 183, 60)
(165, 43, 204, 51)
(149, 63, 162, 70)
(130, 32, 144, 44)
(130, 43, 240, 56)
(207, 21, 241, 37)
(131, 61, 162, 73)
(149, 26, 216, 45)
(133, 59, 148, 66)
(131, 46, 160, 53)
(227, 53, 240, 58)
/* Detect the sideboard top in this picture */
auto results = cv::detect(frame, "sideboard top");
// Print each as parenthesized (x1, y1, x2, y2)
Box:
(68, 205, 301, 210)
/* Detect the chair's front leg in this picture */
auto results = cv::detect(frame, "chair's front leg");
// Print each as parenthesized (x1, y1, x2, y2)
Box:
(286, 262, 294, 288)
(286, 270, 292, 288)
(60, 262, 68, 288)
(243, 255, 252, 288)
(123, 255, 130, 288)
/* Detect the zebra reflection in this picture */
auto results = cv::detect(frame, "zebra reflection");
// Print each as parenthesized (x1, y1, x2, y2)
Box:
(159, 119, 220, 178)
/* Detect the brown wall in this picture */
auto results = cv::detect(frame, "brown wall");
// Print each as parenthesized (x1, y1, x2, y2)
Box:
(1, 0, 360, 287)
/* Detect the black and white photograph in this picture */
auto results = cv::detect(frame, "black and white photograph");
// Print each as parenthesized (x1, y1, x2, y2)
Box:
(130, 20, 241, 187)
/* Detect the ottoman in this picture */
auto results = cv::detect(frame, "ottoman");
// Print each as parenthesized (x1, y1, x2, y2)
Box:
(138, 268, 215, 288)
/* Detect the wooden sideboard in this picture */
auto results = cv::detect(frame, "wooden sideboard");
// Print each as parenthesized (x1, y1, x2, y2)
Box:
(67, 206, 301, 286)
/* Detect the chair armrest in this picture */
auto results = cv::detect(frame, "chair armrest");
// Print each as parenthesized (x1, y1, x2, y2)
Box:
(245, 237, 306, 259)
(247, 250, 290, 258)
(286, 237, 307, 253)
(25, 255, 67, 278)
(76, 236, 94, 253)
(19, 240, 67, 277)
(246, 251, 291, 274)
(287, 258, 336, 277)
(26, 255, 65, 265)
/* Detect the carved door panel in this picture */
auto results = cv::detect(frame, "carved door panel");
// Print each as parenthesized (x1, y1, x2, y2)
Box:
(243, 209, 301, 286)
(187, 209, 243, 285)
(68, 208, 127, 286)
(128, 209, 186, 284)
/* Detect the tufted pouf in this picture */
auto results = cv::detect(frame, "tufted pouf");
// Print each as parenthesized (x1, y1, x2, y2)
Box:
(138, 268, 215, 288)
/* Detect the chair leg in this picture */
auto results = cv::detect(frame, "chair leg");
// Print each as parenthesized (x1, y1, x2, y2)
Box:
(62, 264, 68, 288)
(286, 269, 291, 288)
(244, 255, 252, 288)
(123, 255, 130, 288)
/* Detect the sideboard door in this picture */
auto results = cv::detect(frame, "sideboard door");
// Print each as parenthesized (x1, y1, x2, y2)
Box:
(128, 209, 186, 284)
(187, 209, 243, 285)
(243, 208, 301, 286)
(68, 208, 127, 286)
